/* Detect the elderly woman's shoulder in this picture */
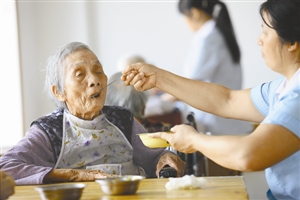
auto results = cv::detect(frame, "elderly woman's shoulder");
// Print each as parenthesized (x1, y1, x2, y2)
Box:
(31, 108, 64, 127)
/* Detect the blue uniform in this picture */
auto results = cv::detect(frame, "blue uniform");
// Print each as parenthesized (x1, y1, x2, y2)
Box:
(250, 69, 300, 199)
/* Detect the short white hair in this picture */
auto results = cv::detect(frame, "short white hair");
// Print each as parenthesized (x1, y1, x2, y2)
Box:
(44, 42, 90, 108)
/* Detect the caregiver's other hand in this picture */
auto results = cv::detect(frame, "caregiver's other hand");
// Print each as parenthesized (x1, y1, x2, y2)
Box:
(156, 152, 186, 178)
(0, 170, 15, 200)
(121, 63, 159, 92)
(149, 125, 200, 153)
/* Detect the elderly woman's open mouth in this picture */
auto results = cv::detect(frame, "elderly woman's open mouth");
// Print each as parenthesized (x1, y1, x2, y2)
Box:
(90, 93, 100, 99)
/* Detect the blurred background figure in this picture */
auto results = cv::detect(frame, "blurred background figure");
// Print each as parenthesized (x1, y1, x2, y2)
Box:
(116, 54, 177, 119)
(105, 72, 172, 133)
(0, 170, 15, 200)
(117, 53, 146, 72)
(161, 0, 253, 135)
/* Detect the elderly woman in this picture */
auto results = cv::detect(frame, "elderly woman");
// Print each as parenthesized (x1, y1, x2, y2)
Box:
(0, 42, 185, 185)
(122, 0, 300, 199)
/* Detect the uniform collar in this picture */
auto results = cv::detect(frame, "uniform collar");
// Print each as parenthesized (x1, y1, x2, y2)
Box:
(275, 69, 300, 100)
(194, 19, 216, 40)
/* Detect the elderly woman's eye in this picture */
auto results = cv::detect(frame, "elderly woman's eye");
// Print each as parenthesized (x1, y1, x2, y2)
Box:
(96, 71, 103, 74)
(76, 72, 82, 77)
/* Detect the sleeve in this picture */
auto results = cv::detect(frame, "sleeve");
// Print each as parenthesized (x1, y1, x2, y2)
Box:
(250, 77, 299, 137)
(263, 86, 300, 137)
(250, 77, 284, 116)
(250, 82, 272, 116)
(130, 119, 168, 178)
(0, 125, 55, 185)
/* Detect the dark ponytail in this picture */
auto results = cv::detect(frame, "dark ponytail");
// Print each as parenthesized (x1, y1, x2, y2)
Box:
(179, 0, 241, 63)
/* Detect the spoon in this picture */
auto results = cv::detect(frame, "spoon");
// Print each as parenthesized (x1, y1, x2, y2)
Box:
(100, 79, 117, 92)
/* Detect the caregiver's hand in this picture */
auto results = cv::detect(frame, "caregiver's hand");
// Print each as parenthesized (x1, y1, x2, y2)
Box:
(149, 125, 200, 154)
(121, 63, 159, 92)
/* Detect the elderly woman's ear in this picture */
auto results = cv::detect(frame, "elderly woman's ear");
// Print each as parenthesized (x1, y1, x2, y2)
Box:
(51, 85, 66, 102)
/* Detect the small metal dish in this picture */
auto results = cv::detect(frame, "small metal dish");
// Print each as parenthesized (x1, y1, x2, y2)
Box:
(95, 175, 145, 195)
(35, 183, 86, 200)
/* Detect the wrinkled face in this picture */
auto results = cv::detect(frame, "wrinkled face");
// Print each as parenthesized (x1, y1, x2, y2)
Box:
(59, 49, 107, 120)
(257, 12, 285, 74)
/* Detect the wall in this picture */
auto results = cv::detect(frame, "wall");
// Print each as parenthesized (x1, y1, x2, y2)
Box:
(227, 1, 279, 89)
(15, 1, 272, 199)
(1, 1, 23, 151)
(17, 1, 92, 131)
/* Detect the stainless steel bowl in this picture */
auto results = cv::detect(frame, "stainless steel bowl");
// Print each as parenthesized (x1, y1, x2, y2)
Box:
(35, 183, 86, 200)
(95, 175, 145, 195)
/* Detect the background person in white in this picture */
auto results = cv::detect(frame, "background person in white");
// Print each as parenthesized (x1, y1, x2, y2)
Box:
(121, 0, 300, 199)
(162, 0, 253, 134)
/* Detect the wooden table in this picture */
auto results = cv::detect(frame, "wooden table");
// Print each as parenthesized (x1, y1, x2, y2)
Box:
(8, 176, 248, 200)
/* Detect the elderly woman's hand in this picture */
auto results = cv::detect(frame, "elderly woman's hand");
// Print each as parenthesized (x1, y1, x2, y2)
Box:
(156, 152, 186, 178)
(0, 170, 15, 200)
(43, 169, 118, 183)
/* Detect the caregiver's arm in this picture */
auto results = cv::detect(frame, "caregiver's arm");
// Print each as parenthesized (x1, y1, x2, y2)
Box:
(122, 63, 264, 123)
(192, 124, 299, 171)
(157, 123, 300, 171)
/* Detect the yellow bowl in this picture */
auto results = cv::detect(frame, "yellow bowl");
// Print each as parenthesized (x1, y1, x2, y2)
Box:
(138, 133, 170, 148)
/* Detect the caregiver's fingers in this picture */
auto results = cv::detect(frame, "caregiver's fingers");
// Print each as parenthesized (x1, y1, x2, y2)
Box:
(134, 79, 147, 92)
(122, 63, 142, 75)
(148, 131, 174, 140)
(170, 125, 182, 133)
(129, 72, 145, 85)
(121, 70, 140, 86)
(147, 132, 162, 138)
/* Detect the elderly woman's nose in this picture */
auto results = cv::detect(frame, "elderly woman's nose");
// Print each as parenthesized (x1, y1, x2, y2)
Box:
(88, 73, 101, 87)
